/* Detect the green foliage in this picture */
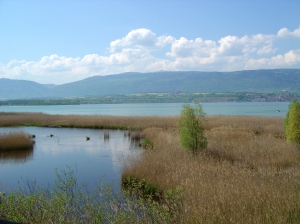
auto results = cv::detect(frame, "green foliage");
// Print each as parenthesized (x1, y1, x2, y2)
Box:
(178, 101, 207, 154)
(1, 92, 300, 105)
(284, 99, 300, 145)
(143, 138, 154, 149)
(0, 167, 185, 223)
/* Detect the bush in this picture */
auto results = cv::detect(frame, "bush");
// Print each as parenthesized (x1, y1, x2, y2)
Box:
(178, 101, 207, 154)
(143, 138, 154, 149)
(284, 100, 300, 145)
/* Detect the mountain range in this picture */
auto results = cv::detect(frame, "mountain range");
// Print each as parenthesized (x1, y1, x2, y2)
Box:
(1, 69, 300, 100)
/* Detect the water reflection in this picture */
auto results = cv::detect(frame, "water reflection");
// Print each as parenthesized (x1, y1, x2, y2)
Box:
(124, 130, 144, 149)
(0, 148, 34, 164)
(0, 127, 142, 193)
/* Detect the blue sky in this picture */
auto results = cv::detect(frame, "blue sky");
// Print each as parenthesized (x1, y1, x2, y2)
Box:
(0, 0, 300, 84)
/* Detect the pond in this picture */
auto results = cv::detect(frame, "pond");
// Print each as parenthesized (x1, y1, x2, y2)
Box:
(0, 127, 141, 193)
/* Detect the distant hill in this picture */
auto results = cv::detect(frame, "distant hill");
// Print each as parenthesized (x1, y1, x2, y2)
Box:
(0, 78, 50, 99)
(1, 69, 300, 99)
(42, 84, 58, 89)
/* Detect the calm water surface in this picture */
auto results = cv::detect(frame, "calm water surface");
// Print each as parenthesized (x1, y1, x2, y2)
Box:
(0, 127, 140, 192)
(0, 102, 290, 116)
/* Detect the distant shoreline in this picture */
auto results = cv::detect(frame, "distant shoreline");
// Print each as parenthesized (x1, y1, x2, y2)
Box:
(0, 92, 299, 106)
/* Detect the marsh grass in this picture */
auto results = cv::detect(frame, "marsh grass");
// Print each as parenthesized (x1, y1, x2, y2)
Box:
(123, 117, 300, 223)
(0, 112, 178, 130)
(0, 131, 34, 151)
(1, 113, 299, 223)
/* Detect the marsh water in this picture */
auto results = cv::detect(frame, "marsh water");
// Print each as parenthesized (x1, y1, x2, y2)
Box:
(0, 127, 141, 192)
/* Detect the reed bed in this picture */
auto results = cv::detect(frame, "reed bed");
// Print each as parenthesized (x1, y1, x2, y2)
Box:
(0, 112, 283, 132)
(0, 131, 34, 151)
(0, 112, 178, 129)
(123, 117, 300, 223)
(2, 112, 298, 223)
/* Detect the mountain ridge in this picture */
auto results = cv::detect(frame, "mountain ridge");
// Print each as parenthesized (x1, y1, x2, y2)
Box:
(1, 69, 300, 99)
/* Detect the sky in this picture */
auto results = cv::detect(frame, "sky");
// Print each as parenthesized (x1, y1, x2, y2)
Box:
(0, 0, 300, 85)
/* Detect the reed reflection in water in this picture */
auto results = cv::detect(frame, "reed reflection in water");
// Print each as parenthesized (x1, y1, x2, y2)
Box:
(0, 148, 34, 164)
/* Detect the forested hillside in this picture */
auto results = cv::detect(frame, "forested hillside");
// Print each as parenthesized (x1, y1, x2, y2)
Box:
(1, 69, 299, 99)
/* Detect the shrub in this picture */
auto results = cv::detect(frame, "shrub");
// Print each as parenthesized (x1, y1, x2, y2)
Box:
(178, 101, 207, 154)
(284, 100, 300, 145)
(143, 138, 154, 149)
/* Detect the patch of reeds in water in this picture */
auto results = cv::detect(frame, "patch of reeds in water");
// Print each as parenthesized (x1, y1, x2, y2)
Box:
(0, 131, 35, 151)
(123, 130, 144, 141)
(130, 131, 144, 141)
(104, 131, 110, 140)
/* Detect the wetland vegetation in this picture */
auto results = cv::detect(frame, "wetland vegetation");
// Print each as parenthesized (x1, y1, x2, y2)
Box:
(0, 131, 34, 152)
(1, 111, 300, 223)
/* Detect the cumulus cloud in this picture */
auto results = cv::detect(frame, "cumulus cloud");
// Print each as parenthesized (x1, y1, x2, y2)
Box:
(0, 26, 299, 84)
(166, 37, 217, 58)
(277, 26, 300, 38)
(166, 33, 276, 60)
(245, 49, 300, 69)
(109, 28, 175, 53)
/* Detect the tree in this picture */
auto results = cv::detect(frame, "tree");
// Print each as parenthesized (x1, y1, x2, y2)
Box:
(178, 101, 207, 154)
(284, 99, 300, 145)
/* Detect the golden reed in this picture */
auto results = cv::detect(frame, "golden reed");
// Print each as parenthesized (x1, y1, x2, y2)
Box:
(0, 131, 34, 151)
(123, 116, 300, 223)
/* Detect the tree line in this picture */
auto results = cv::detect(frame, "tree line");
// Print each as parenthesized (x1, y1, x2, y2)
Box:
(1, 92, 300, 106)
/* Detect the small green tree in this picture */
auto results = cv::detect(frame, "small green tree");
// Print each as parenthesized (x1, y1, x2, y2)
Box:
(284, 99, 300, 145)
(178, 101, 207, 154)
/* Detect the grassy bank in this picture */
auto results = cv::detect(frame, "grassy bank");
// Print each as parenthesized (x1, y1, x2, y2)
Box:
(0, 131, 34, 151)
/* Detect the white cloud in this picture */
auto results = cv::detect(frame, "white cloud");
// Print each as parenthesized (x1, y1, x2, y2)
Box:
(0, 26, 299, 84)
(245, 49, 300, 69)
(109, 28, 175, 53)
(166, 33, 276, 60)
(277, 26, 300, 38)
(166, 37, 217, 58)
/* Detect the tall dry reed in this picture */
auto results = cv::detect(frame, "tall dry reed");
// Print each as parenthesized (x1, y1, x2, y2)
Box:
(123, 117, 300, 223)
(0, 112, 284, 132)
(0, 131, 34, 151)
(0, 112, 178, 129)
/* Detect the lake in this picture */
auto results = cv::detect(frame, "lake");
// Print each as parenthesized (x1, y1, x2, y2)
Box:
(0, 127, 141, 193)
(0, 102, 290, 117)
